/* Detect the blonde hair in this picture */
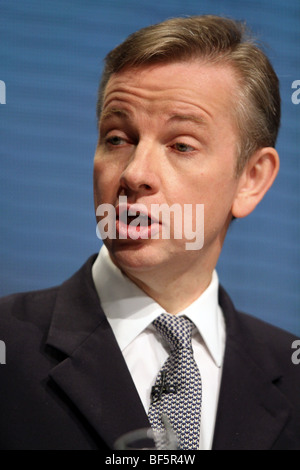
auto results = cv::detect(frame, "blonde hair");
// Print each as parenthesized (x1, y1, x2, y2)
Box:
(97, 15, 281, 174)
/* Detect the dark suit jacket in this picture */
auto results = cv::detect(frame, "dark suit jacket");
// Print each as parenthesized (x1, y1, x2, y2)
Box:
(0, 255, 299, 450)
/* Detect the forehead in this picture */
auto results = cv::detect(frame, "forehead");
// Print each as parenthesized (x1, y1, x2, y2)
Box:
(102, 61, 239, 121)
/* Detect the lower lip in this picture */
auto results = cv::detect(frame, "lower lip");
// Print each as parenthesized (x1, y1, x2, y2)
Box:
(116, 219, 160, 240)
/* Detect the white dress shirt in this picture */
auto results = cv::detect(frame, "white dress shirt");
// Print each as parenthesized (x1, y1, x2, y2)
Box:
(92, 245, 226, 450)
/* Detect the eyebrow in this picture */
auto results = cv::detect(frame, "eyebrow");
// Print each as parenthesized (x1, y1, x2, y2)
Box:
(100, 107, 130, 123)
(168, 114, 208, 127)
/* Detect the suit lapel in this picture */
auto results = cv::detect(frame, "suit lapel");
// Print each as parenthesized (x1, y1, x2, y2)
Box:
(212, 287, 292, 450)
(46, 255, 149, 449)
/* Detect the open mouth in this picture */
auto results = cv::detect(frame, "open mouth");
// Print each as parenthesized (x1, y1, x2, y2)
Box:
(116, 204, 160, 239)
(124, 213, 153, 226)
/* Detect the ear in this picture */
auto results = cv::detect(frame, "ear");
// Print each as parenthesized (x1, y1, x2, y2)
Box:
(232, 147, 280, 218)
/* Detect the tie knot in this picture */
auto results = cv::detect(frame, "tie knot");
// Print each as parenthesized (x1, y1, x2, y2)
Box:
(153, 313, 193, 351)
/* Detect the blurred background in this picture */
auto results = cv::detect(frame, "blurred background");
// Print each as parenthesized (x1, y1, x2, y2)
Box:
(0, 0, 299, 335)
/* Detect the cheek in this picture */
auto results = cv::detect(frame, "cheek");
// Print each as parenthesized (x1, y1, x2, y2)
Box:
(93, 158, 120, 203)
(93, 162, 104, 204)
(184, 172, 237, 220)
(204, 178, 238, 227)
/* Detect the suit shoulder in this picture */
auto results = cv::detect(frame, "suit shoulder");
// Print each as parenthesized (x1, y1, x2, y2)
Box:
(235, 311, 300, 388)
(237, 310, 298, 344)
(219, 284, 298, 345)
(0, 286, 59, 332)
(219, 286, 299, 386)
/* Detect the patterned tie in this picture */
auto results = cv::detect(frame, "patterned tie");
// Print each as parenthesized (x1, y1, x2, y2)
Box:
(148, 313, 202, 450)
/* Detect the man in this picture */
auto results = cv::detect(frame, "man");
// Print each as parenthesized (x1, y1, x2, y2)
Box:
(0, 15, 299, 450)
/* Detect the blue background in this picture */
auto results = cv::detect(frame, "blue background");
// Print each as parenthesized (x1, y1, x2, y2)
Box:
(0, 0, 299, 335)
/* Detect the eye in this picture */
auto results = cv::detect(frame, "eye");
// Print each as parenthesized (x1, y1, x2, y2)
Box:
(105, 135, 125, 146)
(173, 142, 195, 153)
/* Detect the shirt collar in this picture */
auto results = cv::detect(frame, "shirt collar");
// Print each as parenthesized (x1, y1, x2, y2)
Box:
(92, 245, 224, 367)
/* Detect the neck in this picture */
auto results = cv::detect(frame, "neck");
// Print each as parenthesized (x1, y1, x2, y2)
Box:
(124, 261, 214, 314)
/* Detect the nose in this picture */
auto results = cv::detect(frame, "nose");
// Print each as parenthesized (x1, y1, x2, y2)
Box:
(119, 141, 161, 198)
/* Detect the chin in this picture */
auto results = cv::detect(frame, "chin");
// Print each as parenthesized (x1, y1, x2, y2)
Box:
(108, 240, 166, 273)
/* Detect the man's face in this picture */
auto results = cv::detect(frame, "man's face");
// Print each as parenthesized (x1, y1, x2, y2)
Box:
(94, 61, 242, 281)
